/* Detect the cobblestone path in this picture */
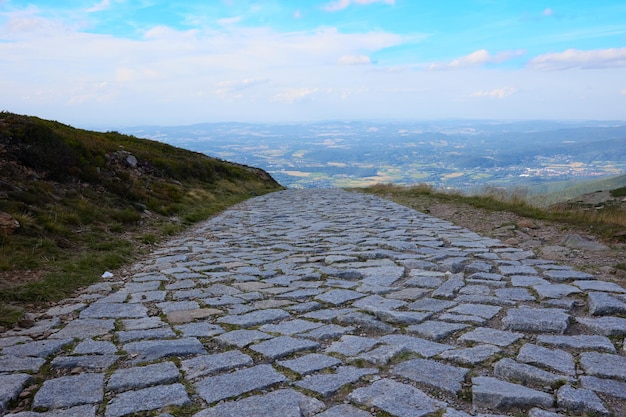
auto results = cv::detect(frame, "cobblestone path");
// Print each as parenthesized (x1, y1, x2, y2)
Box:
(2, 189, 626, 417)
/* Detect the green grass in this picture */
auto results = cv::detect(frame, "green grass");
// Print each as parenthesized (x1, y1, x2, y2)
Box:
(0, 112, 283, 327)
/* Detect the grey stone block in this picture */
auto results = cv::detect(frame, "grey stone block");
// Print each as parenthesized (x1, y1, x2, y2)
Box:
(494, 358, 571, 386)
(299, 324, 354, 340)
(194, 364, 287, 404)
(315, 289, 366, 305)
(295, 366, 377, 397)
(588, 291, 626, 316)
(260, 319, 323, 335)
(336, 312, 394, 333)
(458, 327, 523, 347)
(392, 358, 468, 394)
(174, 322, 224, 337)
(537, 334, 616, 352)
(439, 344, 501, 365)
(123, 337, 206, 363)
(2, 338, 73, 358)
(250, 336, 320, 359)
(33, 373, 104, 409)
(108, 361, 180, 392)
(580, 351, 626, 381)
(192, 389, 325, 417)
(314, 404, 373, 417)
(382, 334, 453, 358)
(580, 375, 626, 399)
(577, 316, 626, 336)
(349, 378, 445, 417)
(51, 354, 119, 371)
(0, 355, 46, 373)
(49, 319, 115, 339)
(79, 302, 147, 319)
(0, 373, 31, 412)
(215, 329, 272, 347)
(73, 339, 117, 355)
(502, 307, 569, 334)
(472, 376, 553, 411)
(8, 405, 97, 417)
(517, 343, 575, 375)
(326, 335, 379, 356)
(277, 353, 341, 375)
(407, 320, 468, 341)
(116, 327, 176, 343)
(105, 383, 190, 417)
(217, 308, 290, 327)
(556, 385, 609, 417)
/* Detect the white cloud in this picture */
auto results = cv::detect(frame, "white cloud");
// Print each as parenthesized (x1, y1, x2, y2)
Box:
(472, 87, 517, 99)
(529, 48, 626, 70)
(217, 16, 242, 26)
(273, 88, 319, 103)
(542, 8, 554, 16)
(86, 0, 111, 13)
(428, 49, 524, 70)
(621, 89, 626, 95)
(338, 55, 372, 65)
(324, 0, 395, 12)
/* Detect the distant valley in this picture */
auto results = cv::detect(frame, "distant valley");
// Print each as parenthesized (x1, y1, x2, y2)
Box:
(121, 120, 626, 194)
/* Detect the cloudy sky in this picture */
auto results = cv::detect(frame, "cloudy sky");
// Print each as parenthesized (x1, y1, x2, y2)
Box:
(1, 0, 626, 128)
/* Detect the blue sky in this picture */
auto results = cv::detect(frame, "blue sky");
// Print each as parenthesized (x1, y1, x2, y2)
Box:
(1, 0, 626, 127)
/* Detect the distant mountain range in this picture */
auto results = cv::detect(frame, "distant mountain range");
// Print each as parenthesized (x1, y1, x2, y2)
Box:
(121, 120, 626, 199)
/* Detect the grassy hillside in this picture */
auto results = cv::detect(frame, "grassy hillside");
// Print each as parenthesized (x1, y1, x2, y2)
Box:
(0, 112, 283, 326)
(527, 174, 626, 206)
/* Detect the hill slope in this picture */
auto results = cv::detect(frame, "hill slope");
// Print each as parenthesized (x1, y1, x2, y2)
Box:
(0, 112, 282, 326)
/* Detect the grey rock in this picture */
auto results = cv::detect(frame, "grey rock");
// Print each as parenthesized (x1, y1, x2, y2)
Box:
(406, 320, 468, 341)
(73, 339, 117, 355)
(181, 350, 253, 380)
(588, 291, 626, 315)
(407, 297, 456, 312)
(439, 344, 501, 365)
(194, 364, 287, 404)
(560, 233, 609, 251)
(349, 378, 445, 417)
(51, 354, 119, 370)
(2, 338, 73, 358)
(458, 327, 523, 347)
(250, 336, 320, 359)
(472, 376, 553, 411)
(259, 318, 323, 335)
(108, 361, 180, 392)
(315, 289, 366, 305)
(79, 302, 147, 319)
(533, 284, 581, 299)
(33, 373, 104, 409)
(580, 375, 626, 399)
(0, 373, 31, 412)
(517, 343, 575, 375)
(299, 323, 354, 340)
(215, 329, 272, 347)
(494, 358, 571, 386)
(277, 353, 341, 375)
(105, 383, 190, 417)
(0, 355, 46, 372)
(556, 385, 609, 417)
(573, 279, 626, 293)
(193, 389, 325, 417)
(577, 315, 626, 336)
(537, 334, 616, 352)
(49, 319, 115, 339)
(335, 311, 395, 332)
(431, 275, 465, 299)
(381, 334, 453, 358)
(544, 269, 594, 282)
(580, 351, 626, 381)
(326, 335, 379, 356)
(123, 337, 206, 363)
(502, 307, 569, 334)
(116, 327, 176, 343)
(174, 322, 224, 337)
(392, 358, 468, 394)
(295, 366, 377, 396)
(217, 308, 290, 327)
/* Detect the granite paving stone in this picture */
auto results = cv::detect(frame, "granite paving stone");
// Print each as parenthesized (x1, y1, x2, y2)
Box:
(192, 389, 325, 417)
(33, 373, 104, 409)
(2, 189, 625, 416)
(107, 361, 180, 392)
(392, 358, 468, 394)
(194, 364, 287, 404)
(294, 366, 377, 396)
(105, 383, 190, 417)
(181, 350, 253, 380)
